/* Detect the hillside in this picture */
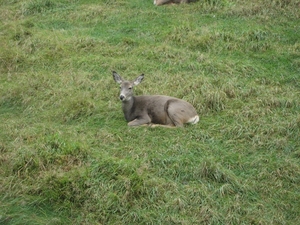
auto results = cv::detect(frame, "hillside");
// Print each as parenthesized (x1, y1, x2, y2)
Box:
(0, 0, 299, 224)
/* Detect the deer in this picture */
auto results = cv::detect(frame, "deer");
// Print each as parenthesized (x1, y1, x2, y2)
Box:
(112, 71, 199, 128)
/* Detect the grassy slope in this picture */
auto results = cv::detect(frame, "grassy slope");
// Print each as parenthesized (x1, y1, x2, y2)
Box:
(0, 0, 299, 224)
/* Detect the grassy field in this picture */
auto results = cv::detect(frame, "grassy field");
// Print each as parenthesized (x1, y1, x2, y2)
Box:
(1, 0, 300, 224)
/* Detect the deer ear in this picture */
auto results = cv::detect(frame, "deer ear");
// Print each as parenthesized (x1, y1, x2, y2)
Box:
(133, 74, 144, 86)
(112, 71, 123, 84)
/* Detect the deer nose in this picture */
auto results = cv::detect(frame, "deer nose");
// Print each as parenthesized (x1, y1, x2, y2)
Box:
(119, 95, 125, 101)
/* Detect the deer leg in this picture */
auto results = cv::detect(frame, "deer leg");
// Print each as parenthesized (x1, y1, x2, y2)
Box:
(149, 124, 176, 128)
(128, 116, 151, 126)
(170, 116, 184, 127)
(166, 110, 184, 127)
(154, 0, 173, 5)
(166, 101, 185, 127)
(166, 100, 198, 127)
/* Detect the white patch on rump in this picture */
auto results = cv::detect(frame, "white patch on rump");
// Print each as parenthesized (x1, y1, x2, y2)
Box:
(187, 115, 199, 124)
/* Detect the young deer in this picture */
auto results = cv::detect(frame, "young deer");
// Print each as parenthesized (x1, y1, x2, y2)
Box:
(113, 71, 199, 127)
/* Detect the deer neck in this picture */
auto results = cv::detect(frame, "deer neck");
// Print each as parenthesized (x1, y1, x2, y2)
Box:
(121, 96, 135, 121)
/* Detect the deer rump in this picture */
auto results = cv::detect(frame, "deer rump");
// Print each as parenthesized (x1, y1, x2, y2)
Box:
(124, 95, 198, 127)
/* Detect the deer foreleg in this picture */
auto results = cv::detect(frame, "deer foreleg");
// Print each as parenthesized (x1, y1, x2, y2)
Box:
(128, 116, 151, 126)
(149, 124, 176, 128)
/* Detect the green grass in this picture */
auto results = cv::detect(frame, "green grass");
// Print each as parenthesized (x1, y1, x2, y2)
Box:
(1, 0, 300, 224)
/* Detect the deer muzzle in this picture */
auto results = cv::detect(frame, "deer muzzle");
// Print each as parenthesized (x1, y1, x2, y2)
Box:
(119, 95, 125, 101)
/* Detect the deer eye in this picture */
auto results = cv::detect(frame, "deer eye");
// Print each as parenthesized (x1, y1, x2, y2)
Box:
(129, 87, 132, 90)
